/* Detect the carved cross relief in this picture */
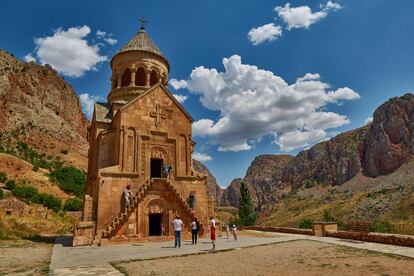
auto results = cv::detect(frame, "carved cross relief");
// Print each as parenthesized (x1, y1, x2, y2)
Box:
(150, 104, 167, 129)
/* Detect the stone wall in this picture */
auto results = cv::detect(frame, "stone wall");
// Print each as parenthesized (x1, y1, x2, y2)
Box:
(245, 226, 313, 235)
(325, 231, 414, 247)
(0, 196, 27, 216)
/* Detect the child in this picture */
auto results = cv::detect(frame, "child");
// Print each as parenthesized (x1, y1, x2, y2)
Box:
(232, 224, 238, 241)
(210, 220, 216, 250)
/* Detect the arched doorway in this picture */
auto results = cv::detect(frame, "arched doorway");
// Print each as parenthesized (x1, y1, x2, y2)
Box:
(150, 147, 167, 179)
(150, 158, 163, 178)
(146, 199, 167, 236)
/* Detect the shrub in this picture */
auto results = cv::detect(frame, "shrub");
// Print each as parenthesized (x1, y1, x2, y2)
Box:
(38, 193, 61, 211)
(0, 189, 4, 200)
(11, 184, 61, 211)
(299, 218, 313, 229)
(63, 198, 83, 211)
(60, 149, 69, 155)
(304, 179, 317, 189)
(370, 220, 395, 233)
(0, 172, 7, 183)
(32, 165, 39, 172)
(49, 166, 86, 198)
(12, 185, 39, 202)
(5, 180, 16, 190)
(322, 209, 336, 222)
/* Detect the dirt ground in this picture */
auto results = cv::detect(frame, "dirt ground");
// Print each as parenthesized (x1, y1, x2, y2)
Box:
(118, 240, 414, 276)
(0, 239, 53, 275)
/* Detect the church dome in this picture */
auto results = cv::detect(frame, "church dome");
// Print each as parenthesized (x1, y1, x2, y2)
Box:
(108, 22, 169, 104)
(111, 27, 169, 71)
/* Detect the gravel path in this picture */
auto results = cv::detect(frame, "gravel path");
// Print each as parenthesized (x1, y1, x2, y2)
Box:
(119, 239, 414, 276)
(0, 239, 53, 275)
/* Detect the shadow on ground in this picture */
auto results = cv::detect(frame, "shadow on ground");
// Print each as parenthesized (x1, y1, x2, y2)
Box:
(23, 235, 56, 244)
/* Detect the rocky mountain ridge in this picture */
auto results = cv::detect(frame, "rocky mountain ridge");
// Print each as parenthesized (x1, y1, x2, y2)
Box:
(221, 93, 414, 211)
(192, 159, 223, 203)
(0, 49, 88, 156)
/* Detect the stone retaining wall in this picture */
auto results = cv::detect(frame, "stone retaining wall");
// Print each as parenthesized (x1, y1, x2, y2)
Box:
(245, 226, 313, 236)
(325, 231, 414, 247)
(246, 226, 414, 248)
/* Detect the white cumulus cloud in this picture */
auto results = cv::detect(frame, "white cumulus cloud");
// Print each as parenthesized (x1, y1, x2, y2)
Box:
(170, 79, 188, 90)
(79, 93, 104, 119)
(32, 25, 108, 77)
(275, 2, 342, 30)
(23, 53, 37, 62)
(248, 23, 282, 45)
(364, 117, 373, 124)
(174, 55, 359, 152)
(96, 30, 118, 45)
(192, 152, 213, 162)
(173, 94, 187, 103)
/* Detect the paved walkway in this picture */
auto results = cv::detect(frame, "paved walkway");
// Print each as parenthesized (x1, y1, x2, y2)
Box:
(49, 232, 414, 275)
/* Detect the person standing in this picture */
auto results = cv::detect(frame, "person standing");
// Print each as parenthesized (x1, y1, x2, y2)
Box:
(210, 216, 216, 227)
(160, 223, 165, 237)
(188, 192, 196, 209)
(123, 185, 132, 209)
(232, 224, 238, 241)
(225, 224, 230, 239)
(210, 219, 216, 250)
(164, 163, 173, 178)
(172, 215, 183, 248)
(191, 217, 198, 245)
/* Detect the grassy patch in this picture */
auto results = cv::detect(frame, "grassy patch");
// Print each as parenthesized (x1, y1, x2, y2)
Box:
(49, 166, 86, 198)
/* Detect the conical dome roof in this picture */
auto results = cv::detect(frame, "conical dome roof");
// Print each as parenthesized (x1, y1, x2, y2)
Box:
(116, 28, 166, 58)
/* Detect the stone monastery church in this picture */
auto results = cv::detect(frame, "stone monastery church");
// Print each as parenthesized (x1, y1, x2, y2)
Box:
(73, 23, 210, 246)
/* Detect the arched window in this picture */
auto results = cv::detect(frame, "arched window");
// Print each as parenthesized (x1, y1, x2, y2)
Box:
(150, 70, 158, 86)
(135, 67, 146, 86)
(121, 68, 131, 87)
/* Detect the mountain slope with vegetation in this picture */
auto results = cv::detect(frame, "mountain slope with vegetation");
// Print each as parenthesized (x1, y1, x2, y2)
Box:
(0, 50, 90, 239)
(222, 93, 414, 234)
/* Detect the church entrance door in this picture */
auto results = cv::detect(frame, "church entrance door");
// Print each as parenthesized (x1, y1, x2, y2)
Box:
(150, 158, 163, 178)
(149, 214, 162, 236)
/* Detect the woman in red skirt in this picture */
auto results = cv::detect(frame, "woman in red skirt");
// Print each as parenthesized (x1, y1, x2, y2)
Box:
(210, 217, 216, 250)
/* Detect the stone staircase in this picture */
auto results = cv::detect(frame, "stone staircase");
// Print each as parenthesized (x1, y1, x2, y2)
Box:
(164, 179, 196, 218)
(101, 180, 152, 239)
(101, 178, 200, 240)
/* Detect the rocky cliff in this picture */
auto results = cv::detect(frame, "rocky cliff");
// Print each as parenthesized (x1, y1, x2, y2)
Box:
(0, 49, 88, 155)
(192, 159, 223, 203)
(222, 93, 414, 211)
(220, 178, 246, 208)
(363, 94, 414, 176)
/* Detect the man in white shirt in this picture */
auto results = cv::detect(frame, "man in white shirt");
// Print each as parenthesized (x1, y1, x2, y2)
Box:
(172, 215, 183, 248)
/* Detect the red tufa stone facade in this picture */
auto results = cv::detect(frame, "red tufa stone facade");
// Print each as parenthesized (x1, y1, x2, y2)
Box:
(73, 24, 210, 246)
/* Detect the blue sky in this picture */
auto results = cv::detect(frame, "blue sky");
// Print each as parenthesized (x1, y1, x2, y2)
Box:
(2, 0, 414, 187)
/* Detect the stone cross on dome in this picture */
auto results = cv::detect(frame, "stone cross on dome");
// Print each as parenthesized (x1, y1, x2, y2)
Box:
(139, 16, 147, 30)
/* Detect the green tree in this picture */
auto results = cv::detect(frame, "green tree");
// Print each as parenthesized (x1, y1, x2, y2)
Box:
(49, 166, 86, 197)
(5, 180, 16, 190)
(238, 181, 258, 226)
(38, 193, 61, 212)
(0, 172, 7, 183)
(63, 198, 83, 211)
